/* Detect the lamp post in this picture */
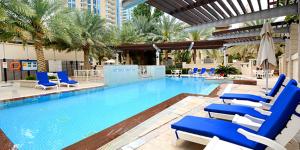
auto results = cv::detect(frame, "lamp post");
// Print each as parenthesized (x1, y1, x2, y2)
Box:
(2, 43, 7, 82)
(75, 49, 78, 70)
(25, 45, 30, 76)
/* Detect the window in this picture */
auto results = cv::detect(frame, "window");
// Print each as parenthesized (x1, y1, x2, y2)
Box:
(68, 0, 76, 8)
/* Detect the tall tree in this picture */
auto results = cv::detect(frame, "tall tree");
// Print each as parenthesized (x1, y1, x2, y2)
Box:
(155, 15, 185, 62)
(49, 10, 106, 69)
(132, 3, 162, 21)
(187, 28, 214, 64)
(1, 0, 63, 72)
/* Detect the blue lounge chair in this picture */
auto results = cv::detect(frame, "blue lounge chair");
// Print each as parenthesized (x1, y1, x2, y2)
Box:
(205, 79, 298, 120)
(209, 68, 215, 76)
(192, 68, 198, 76)
(199, 68, 206, 76)
(220, 74, 286, 104)
(35, 72, 58, 90)
(57, 71, 78, 87)
(171, 81, 300, 150)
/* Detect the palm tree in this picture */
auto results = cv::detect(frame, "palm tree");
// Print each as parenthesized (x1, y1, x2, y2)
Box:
(1, 0, 63, 72)
(0, 1, 31, 42)
(187, 28, 214, 64)
(227, 44, 258, 62)
(115, 22, 145, 44)
(49, 10, 106, 69)
(155, 15, 185, 62)
(131, 15, 158, 42)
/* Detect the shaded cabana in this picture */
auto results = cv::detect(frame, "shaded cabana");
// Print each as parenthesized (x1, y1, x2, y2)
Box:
(114, 40, 225, 65)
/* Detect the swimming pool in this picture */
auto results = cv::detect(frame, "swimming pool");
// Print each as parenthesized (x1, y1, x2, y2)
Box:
(0, 77, 220, 149)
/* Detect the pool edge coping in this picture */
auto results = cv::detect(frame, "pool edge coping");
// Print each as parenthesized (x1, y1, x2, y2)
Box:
(63, 83, 225, 150)
(0, 84, 105, 103)
(0, 82, 225, 150)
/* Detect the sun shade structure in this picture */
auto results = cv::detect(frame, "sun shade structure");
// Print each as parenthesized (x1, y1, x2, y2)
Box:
(115, 40, 225, 51)
(257, 22, 277, 92)
(210, 21, 289, 40)
(146, 0, 298, 30)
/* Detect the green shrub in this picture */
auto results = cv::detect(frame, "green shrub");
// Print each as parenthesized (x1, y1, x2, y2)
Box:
(215, 65, 241, 77)
(48, 76, 57, 80)
(181, 68, 190, 74)
(25, 76, 36, 80)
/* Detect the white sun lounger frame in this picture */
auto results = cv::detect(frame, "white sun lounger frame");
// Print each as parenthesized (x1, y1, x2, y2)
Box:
(172, 105, 300, 150)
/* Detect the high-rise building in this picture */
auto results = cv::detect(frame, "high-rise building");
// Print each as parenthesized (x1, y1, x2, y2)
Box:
(65, 0, 122, 27)
(122, 6, 134, 22)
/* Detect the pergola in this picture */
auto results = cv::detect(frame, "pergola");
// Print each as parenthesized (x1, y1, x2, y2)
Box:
(122, 0, 300, 80)
(115, 40, 225, 51)
(211, 21, 289, 46)
(146, 0, 298, 30)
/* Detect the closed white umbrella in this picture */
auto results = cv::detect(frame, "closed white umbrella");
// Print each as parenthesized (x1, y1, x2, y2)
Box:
(257, 22, 277, 93)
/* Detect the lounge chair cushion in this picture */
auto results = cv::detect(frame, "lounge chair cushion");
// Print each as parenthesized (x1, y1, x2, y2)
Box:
(36, 72, 57, 87)
(204, 104, 268, 119)
(171, 116, 258, 149)
(220, 93, 270, 103)
(57, 71, 78, 85)
(62, 80, 78, 84)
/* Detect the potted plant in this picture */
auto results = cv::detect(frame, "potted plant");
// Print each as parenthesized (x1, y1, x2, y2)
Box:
(215, 65, 240, 77)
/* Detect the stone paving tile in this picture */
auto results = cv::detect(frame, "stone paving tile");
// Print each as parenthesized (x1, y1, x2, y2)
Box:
(0, 81, 104, 101)
(103, 77, 300, 150)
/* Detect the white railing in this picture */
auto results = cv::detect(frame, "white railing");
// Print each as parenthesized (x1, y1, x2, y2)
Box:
(74, 70, 103, 81)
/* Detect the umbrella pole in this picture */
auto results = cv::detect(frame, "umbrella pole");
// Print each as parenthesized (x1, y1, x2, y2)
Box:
(265, 60, 269, 94)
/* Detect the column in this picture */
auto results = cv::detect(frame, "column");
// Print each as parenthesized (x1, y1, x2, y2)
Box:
(125, 51, 130, 64)
(287, 39, 292, 78)
(156, 50, 160, 66)
(298, 1, 300, 82)
(153, 44, 161, 66)
(223, 47, 227, 66)
(116, 52, 119, 65)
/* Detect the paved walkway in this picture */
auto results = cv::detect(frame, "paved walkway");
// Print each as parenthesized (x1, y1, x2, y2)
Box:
(100, 77, 300, 150)
(0, 81, 104, 101)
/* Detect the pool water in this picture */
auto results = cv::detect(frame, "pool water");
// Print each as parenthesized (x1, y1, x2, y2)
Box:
(0, 77, 220, 149)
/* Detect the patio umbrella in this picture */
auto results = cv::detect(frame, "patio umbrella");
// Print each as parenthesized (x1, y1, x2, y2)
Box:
(257, 22, 277, 93)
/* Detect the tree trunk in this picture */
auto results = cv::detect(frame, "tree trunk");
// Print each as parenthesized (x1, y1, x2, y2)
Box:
(34, 41, 47, 72)
(164, 50, 168, 60)
(193, 49, 196, 64)
(83, 47, 90, 70)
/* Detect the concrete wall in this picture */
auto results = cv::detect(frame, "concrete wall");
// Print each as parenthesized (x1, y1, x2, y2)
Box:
(279, 23, 299, 82)
(0, 43, 84, 81)
(0, 43, 84, 61)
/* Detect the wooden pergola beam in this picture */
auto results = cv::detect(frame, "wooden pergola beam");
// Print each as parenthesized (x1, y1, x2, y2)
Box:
(115, 40, 225, 51)
(187, 4, 297, 31)
(162, 0, 218, 15)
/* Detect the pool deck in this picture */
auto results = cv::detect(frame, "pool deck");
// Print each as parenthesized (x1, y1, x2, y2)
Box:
(1, 76, 299, 149)
(0, 81, 104, 102)
(99, 77, 300, 150)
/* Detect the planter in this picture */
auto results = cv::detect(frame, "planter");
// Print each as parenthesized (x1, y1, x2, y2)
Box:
(18, 80, 37, 88)
(233, 79, 257, 85)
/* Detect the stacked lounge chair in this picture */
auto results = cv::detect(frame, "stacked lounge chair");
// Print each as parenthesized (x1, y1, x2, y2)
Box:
(171, 81, 300, 150)
(35, 72, 58, 90)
